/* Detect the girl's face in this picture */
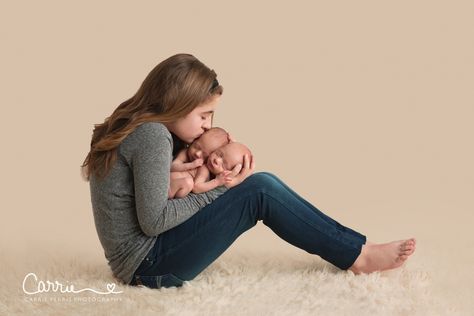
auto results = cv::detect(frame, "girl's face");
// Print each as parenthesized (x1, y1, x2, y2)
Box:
(164, 95, 220, 144)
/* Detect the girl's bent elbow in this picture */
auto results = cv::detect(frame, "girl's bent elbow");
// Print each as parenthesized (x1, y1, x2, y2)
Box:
(141, 226, 159, 237)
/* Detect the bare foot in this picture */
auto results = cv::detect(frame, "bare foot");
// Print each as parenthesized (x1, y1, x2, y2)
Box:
(349, 238, 416, 274)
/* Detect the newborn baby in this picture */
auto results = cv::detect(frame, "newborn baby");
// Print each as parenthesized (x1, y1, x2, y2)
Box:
(168, 129, 252, 198)
(168, 127, 230, 198)
(206, 142, 252, 177)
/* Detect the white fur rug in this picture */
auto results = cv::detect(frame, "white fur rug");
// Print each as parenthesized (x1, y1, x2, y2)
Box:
(0, 247, 458, 316)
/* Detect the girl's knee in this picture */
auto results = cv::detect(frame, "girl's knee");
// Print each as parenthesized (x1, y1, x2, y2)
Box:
(252, 172, 281, 184)
(247, 172, 274, 183)
(246, 172, 282, 192)
(255, 171, 277, 178)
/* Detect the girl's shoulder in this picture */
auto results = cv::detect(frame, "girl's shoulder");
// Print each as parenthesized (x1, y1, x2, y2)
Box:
(134, 121, 170, 137)
(120, 122, 172, 156)
(125, 122, 172, 144)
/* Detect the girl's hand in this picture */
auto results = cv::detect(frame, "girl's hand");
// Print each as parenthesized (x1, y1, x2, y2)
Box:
(228, 133, 236, 143)
(224, 154, 255, 189)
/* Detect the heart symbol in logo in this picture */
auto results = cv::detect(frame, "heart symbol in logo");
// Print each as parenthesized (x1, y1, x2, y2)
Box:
(106, 283, 116, 292)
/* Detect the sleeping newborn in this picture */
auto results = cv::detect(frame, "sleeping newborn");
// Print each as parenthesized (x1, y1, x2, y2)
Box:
(169, 127, 229, 198)
(206, 142, 252, 176)
(168, 128, 251, 198)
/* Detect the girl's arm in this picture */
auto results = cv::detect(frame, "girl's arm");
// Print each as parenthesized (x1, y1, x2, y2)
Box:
(127, 123, 227, 237)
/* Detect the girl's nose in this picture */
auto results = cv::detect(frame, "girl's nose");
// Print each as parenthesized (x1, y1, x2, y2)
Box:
(195, 151, 202, 158)
(203, 117, 212, 130)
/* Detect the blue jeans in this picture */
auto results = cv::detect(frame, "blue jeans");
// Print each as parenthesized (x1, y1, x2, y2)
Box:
(129, 172, 366, 288)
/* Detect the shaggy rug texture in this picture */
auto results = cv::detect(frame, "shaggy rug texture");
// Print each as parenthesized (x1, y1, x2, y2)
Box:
(0, 247, 459, 316)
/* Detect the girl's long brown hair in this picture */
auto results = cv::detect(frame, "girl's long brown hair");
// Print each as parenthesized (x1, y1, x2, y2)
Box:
(81, 53, 223, 182)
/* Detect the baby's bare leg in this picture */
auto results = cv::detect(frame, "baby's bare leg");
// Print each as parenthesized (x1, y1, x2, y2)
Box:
(169, 173, 194, 199)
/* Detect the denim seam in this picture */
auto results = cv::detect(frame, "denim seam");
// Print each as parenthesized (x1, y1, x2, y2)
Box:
(260, 190, 362, 252)
(261, 172, 365, 243)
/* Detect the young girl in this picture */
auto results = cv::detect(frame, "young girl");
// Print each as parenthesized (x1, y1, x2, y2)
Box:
(81, 53, 416, 289)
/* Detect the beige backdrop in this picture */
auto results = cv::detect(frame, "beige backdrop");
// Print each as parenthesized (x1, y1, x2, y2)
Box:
(1, 0, 473, 312)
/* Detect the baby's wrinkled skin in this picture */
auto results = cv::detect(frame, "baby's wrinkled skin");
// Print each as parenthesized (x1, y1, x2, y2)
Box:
(169, 127, 235, 198)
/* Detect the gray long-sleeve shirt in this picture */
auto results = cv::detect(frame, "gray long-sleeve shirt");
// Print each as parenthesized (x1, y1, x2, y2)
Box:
(89, 122, 228, 284)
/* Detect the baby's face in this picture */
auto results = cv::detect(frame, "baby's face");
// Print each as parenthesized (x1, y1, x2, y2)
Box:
(207, 142, 251, 175)
(187, 129, 229, 161)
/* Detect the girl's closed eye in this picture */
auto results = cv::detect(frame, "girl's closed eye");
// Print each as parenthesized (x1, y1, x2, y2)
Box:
(201, 112, 213, 120)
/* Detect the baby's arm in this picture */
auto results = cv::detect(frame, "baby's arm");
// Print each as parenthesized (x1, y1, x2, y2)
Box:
(192, 166, 232, 194)
(170, 149, 203, 172)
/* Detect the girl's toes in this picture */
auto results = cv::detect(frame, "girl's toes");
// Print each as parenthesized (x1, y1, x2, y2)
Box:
(402, 244, 412, 252)
(399, 254, 408, 261)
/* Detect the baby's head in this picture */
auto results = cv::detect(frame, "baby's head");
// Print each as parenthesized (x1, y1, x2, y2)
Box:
(206, 142, 252, 175)
(187, 127, 230, 161)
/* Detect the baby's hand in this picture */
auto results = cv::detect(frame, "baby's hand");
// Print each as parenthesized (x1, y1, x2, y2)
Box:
(183, 158, 203, 170)
(216, 170, 233, 185)
(191, 158, 204, 168)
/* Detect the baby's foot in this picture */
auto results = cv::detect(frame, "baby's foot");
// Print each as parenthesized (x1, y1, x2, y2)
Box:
(350, 238, 416, 274)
